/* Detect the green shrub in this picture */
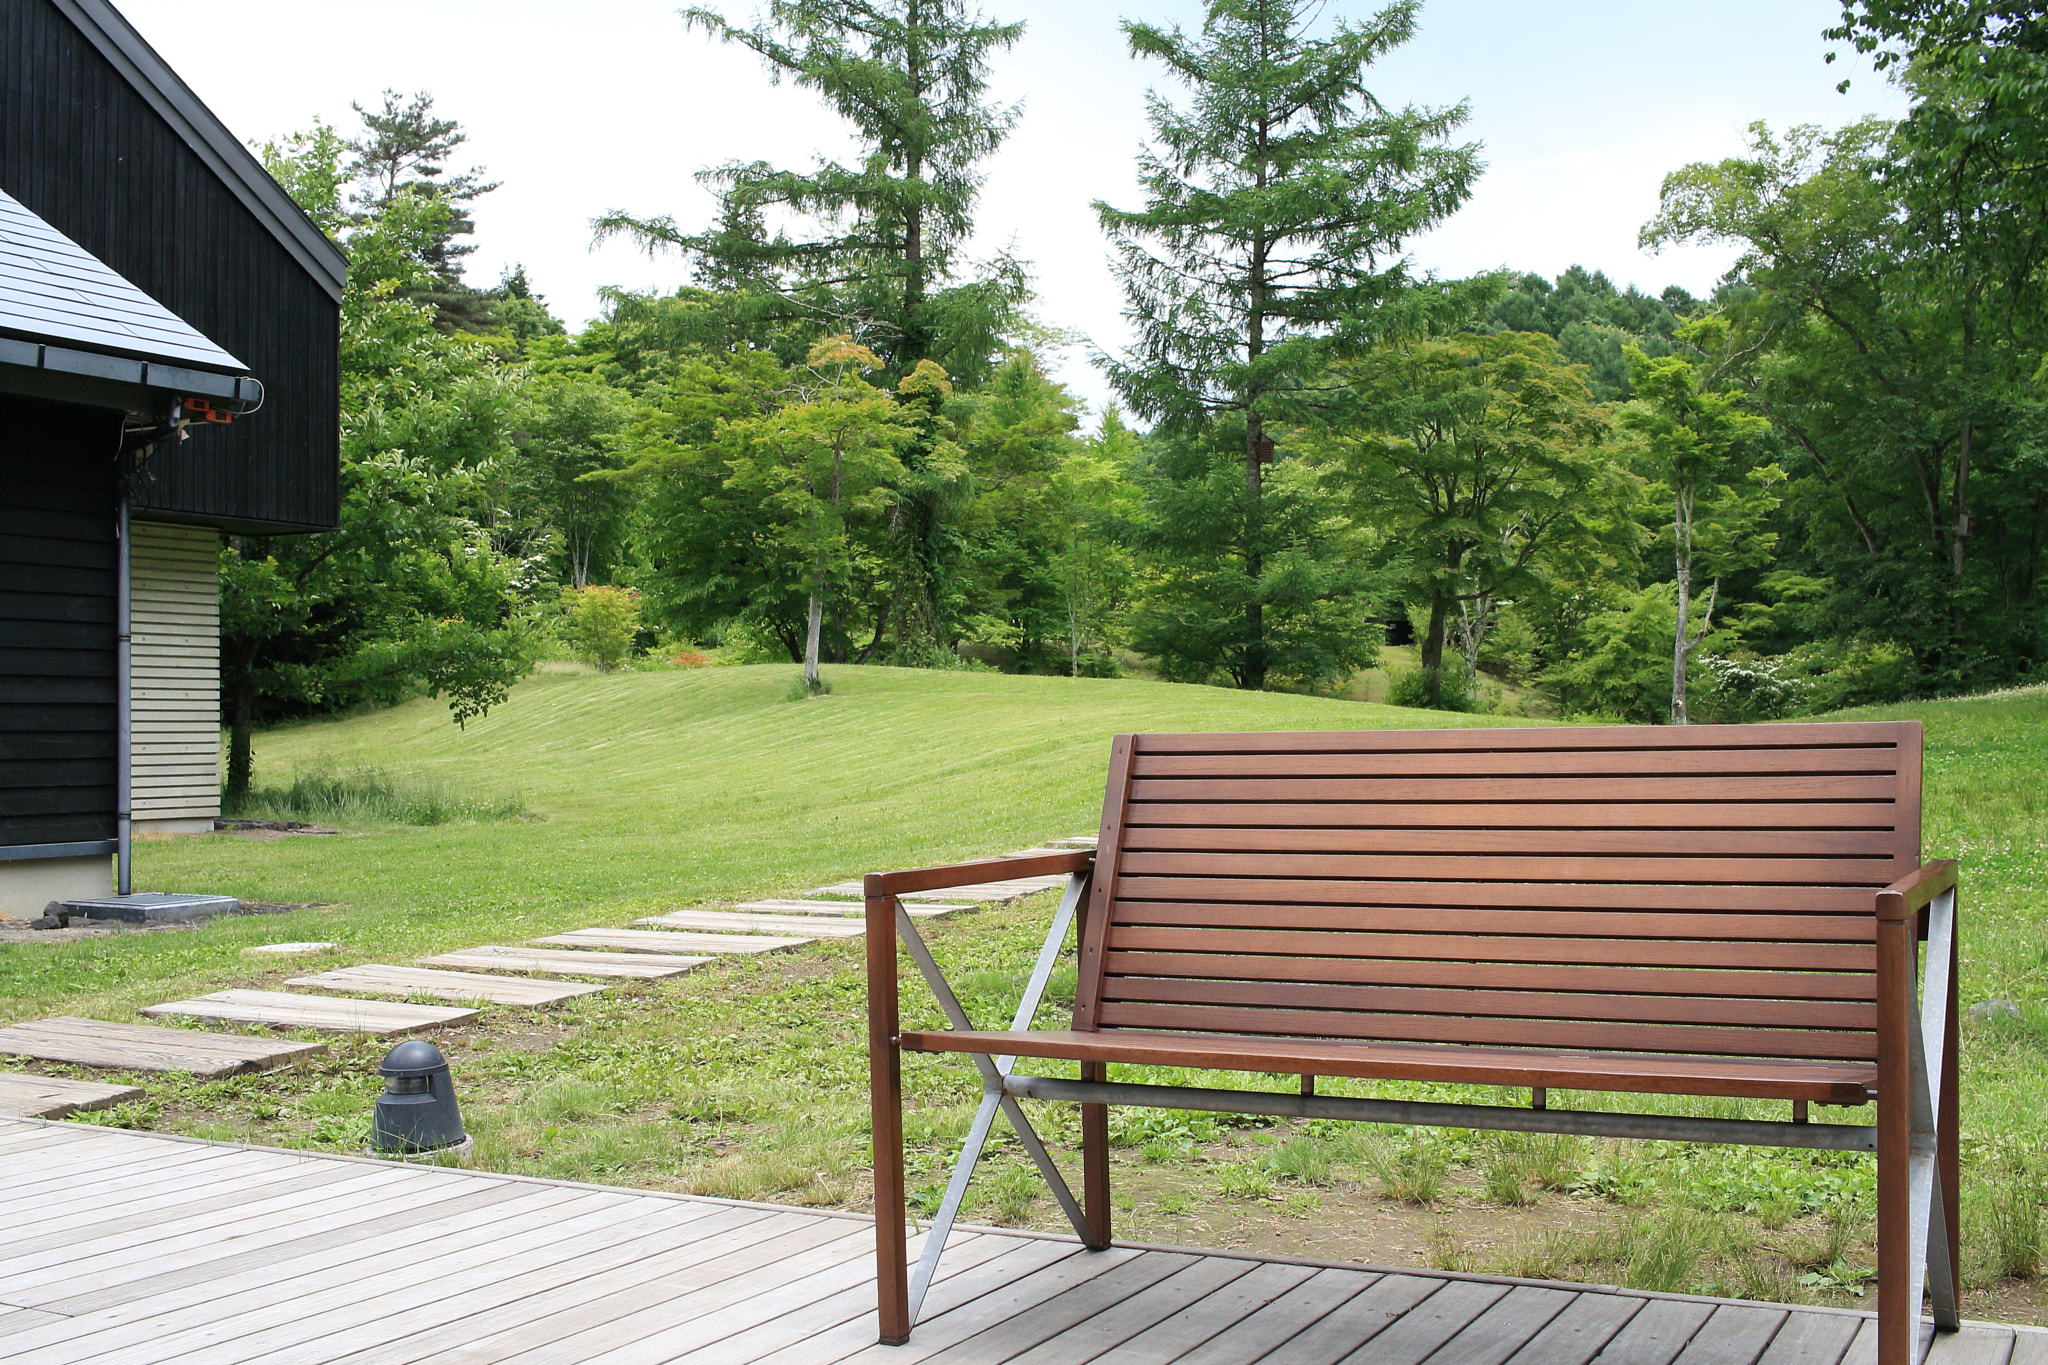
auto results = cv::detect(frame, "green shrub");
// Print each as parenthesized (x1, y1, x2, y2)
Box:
(564, 585, 642, 672)
(1387, 657, 1478, 712)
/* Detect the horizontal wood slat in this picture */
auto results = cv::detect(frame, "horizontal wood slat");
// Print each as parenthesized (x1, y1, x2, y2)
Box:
(1101, 951, 1876, 1001)
(1132, 723, 1912, 754)
(1113, 877, 1878, 913)
(1098, 975, 1877, 1032)
(1116, 851, 1898, 887)
(1109, 902, 1879, 943)
(1091, 1001, 1879, 1062)
(902, 1028, 1880, 1103)
(1120, 826, 1903, 858)
(1105, 924, 1874, 972)
(1128, 775, 1904, 803)
(1126, 801, 1902, 831)
(1132, 748, 1903, 779)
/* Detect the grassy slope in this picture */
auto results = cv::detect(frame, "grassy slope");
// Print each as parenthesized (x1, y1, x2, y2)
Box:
(9, 663, 1520, 1019)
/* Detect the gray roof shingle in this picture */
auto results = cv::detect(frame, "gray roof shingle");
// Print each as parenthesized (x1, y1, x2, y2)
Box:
(0, 186, 247, 374)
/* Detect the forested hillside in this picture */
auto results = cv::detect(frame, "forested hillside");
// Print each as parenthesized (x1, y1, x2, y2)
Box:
(220, 0, 2048, 785)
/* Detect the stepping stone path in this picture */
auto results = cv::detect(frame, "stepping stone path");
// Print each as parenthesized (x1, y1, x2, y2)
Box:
(0, 1073, 143, 1119)
(533, 928, 810, 955)
(634, 909, 869, 938)
(143, 989, 479, 1037)
(124, 837, 1093, 1047)
(731, 899, 963, 918)
(0, 1018, 324, 1078)
(419, 945, 707, 979)
(286, 965, 606, 1008)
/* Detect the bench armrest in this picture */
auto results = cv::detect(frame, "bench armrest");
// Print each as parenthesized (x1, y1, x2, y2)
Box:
(1875, 859, 1959, 921)
(864, 850, 1093, 899)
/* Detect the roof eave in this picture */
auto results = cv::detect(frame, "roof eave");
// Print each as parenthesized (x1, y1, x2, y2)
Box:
(50, 0, 349, 303)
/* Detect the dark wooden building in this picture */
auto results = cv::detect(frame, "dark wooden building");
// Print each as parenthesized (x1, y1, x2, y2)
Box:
(0, 0, 345, 913)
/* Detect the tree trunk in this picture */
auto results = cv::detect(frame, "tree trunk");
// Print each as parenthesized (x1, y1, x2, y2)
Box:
(804, 584, 824, 690)
(224, 644, 257, 803)
(1419, 584, 1448, 709)
(1672, 559, 1694, 726)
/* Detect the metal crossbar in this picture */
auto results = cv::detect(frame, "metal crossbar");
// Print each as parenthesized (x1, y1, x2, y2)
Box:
(895, 871, 1095, 1324)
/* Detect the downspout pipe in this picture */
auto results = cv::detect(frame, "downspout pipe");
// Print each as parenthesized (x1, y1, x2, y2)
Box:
(116, 492, 131, 896)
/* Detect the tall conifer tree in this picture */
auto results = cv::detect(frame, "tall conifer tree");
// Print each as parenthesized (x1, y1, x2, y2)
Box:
(1099, 0, 1482, 689)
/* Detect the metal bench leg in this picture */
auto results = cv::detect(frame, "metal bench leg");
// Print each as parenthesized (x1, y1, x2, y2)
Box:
(1879, 885, 1959, 1365)
(896, 873, 1093, 1325)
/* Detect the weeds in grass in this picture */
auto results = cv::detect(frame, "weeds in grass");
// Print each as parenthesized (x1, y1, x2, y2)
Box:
(1986, 1154, 2045, 1279)
(1482, 1135, 1538, 1206)
(1527, 1133, 1585, 1191)
(984, 1164, 1039, 1225)
(784, 674, 832, 701)
(1156, 1189, 1196, 1216)
(1492, 1229, 1582, 1281)
(225, 766, 525, 826)
(1216, 1162, 1275, 1200)
(1426, 1222, 1471, 1272)
(1370, 1132, 1446, 1205)
(1737, 1254, 1809, 1305)
(1283, 1191, 1322, 1218)
(1576, 1149, 1657, 1206)
(1267, 1137, 1334, 1187)
(1586, 1207, 1727, 1293)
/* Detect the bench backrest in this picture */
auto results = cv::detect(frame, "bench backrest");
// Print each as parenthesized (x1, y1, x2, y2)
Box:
(1073, 722, 1924, 1065)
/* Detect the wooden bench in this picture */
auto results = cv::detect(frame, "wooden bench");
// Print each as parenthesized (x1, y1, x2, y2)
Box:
(864, 722, 1960, 1363)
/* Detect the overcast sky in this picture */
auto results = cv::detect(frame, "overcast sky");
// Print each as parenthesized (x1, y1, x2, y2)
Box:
(119, 0, 1907, 418)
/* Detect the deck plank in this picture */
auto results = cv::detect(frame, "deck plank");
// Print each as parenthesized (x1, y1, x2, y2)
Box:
(1500, 1290, 1646, 1365)
(1001, 1253, 1261, 1364)
(909, 1250, 1199, 1364)
(1413, 1284, 1577, 1365)
(417, 946, 709, 978)
(826, 1246, 1146, 1364)
(533, 928, 811, 955)
(1254, 1272, 1446, 1365)
(1091, 1260, 1319, 1363)
(126, 1200, 762, 1365)
(1591, 1298, 1718, 1365)
(1169, 1266, 1382, 1365)
(654, 1233, 1028, 1365)
(1923, 1324, 2022, 1364)
(438, 1221, 876, 1364)
(141, 989, 480, 1035)
(0, 1071, 144, 1118)
(1753, 1311, 1865, 1365)
(0, 1017, 325, 1076)
(1670, 1303, 1792, 1365)
(1334, 1276, 1512, 1364)
(2007, 1329, 2048, 1365)
(286, 965, 610, 1005)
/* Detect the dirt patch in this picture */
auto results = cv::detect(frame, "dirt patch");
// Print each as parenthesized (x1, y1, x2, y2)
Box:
(214, 819, 342, 840)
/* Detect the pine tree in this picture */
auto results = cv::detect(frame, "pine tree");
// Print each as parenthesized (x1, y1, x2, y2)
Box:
(1097, 0, 1483, 689)
(596, 0, 1028, 383)
(345, 90, 500, 331)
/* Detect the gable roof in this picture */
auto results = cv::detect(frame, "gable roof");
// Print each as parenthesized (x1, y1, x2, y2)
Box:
(49, 0, 347, 303)
(0, 187, 246, 373)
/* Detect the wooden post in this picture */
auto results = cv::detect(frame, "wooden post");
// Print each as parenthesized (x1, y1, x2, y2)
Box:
(1081, 1060, 1111, 1246)
(865, 882, 910, 1344)
(1875, 908, 1913, 1365)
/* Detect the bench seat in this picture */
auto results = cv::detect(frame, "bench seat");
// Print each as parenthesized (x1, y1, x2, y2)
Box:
(900, 1028, 1878, 1105)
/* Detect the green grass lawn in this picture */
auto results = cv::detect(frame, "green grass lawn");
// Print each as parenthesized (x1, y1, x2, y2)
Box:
(3, 664, 2045, 1320)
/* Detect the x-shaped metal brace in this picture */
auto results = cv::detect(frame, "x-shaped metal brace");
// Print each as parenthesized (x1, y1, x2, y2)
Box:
(895, 871, 1100, 1325)
(1908, 885, 1959, 1345)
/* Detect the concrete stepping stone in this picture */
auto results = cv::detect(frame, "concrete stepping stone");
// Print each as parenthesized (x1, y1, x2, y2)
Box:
(419, 946, 707, 979)
(533, 928, 811, 956)
(0, 1017, 325, 1078)
(634, 909, 868, 938)
(0, 1073, 144, 1120)
(243, 942, 339, 957)
(732, 899, 962, 919)
(811, 875, 1068, 902)
(142, 989, 479, 1037)
(286, 965, 606, 1008)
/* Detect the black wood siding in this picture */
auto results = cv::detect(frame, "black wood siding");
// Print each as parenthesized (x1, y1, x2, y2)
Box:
(0, 395, 118, 849)
(0, 0, 340, 534)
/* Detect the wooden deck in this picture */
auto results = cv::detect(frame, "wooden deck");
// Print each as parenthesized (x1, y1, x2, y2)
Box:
(1, 1118, 2038, 1364)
